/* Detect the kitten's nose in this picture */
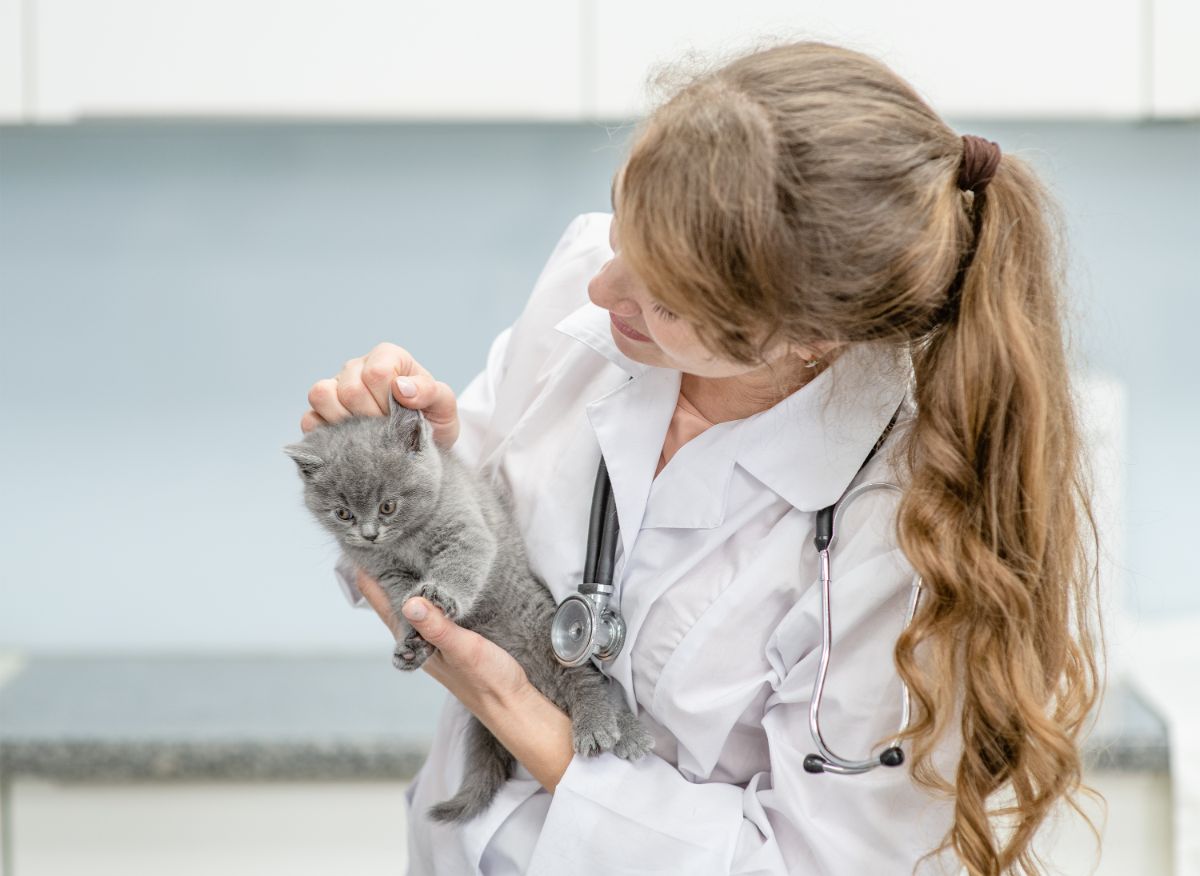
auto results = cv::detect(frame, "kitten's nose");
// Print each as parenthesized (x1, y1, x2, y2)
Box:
(361, 524, 379, 541)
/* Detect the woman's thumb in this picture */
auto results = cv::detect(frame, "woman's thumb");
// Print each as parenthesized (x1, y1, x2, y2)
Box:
(402, 597, 456, 648)
(393, 376, 460, 450)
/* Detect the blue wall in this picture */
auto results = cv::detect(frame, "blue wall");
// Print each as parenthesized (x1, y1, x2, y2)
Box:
(1, 120, 1196, 654)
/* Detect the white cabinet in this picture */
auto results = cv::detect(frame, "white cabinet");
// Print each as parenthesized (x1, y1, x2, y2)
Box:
(13, 0, 1199, 122)
(1152, 0, 1200, 116)
(0, 0, 22, 121)
(4, 772, 1171, 875)
(31, 0, 583, 121)
(8, 779, 414, 875)
(591, 0, 1146, 121)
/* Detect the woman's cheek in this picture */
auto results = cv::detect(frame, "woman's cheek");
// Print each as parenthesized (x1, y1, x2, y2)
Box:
(650, 323, 702, 361)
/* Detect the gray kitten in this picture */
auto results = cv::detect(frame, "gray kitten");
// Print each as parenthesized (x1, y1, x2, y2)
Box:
(283, 392, 653, 822)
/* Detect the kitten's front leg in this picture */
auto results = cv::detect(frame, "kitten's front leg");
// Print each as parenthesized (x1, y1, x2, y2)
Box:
(376, 571, 435, 671)
(418, 522, 497, 623)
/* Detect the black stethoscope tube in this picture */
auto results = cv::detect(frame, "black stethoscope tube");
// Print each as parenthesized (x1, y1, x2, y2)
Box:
(594, 465, 620, 588)
(583, 457, 611, 585)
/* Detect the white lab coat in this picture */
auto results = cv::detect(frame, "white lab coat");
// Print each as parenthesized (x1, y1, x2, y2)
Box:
(335, 212, 961, 875)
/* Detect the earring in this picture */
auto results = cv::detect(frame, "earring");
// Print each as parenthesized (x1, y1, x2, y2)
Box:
(803, 355, 822, 369)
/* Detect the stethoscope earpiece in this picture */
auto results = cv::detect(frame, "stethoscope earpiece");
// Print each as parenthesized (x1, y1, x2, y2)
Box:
(803, 755, 827, 774)
(802, 745, 905, 776)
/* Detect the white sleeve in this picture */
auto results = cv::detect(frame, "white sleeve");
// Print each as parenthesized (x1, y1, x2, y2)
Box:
(333, 550, 370, 610)
(526, 546, 960, 875)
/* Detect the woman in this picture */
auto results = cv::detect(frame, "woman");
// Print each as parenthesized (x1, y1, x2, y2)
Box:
(302, 40, 1101, 876)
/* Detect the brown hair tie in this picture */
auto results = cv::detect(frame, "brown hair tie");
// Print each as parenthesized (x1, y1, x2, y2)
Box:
(958, 135, 1002, 193)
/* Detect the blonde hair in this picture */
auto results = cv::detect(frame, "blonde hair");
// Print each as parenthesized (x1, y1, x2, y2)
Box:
(611, 39, 1102, 876)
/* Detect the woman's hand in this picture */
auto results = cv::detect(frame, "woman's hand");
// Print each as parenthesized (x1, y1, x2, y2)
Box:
(301, 342, 460, 449)
(354, 567, 576, 793)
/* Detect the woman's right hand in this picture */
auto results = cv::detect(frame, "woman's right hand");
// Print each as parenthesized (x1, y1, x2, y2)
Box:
(301, 342, 460, 450)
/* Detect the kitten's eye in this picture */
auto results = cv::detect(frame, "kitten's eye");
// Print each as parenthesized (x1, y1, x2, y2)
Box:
(335, 508, 354, 521)
(380, 500, 396, 515)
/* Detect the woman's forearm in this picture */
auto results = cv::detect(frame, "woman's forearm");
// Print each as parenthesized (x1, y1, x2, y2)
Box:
(354, 573, 579, 795)
(476, 681, 575, 793)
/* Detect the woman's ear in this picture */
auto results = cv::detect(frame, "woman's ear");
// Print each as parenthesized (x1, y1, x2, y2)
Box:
(788, 339, 843, 362)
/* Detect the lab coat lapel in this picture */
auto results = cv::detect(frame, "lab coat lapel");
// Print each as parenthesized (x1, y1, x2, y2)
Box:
(554, 302, 680, 709)
(583, 368, 681, 565)
(581, 375, 678, 710)
(554, 301, 678, 566)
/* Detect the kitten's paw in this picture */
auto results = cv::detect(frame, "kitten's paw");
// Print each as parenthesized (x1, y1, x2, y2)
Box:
(392, 635, 434, 671)
(571, 710, 622, 757)
(414, 581, 461, 621)
(613, 709, 655, 760)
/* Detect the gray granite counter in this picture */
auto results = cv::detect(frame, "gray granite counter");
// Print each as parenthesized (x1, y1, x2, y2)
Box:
(0, 653, 1169, 784)
(0, 654, 445, 783)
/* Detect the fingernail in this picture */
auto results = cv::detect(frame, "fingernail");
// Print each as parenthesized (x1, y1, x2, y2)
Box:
(396, 377, 417, 398)
(403, 598, 427, 621)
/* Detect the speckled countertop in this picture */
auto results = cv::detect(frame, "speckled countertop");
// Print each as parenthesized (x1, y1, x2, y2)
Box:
(0, 652, 1168, 783)
(0, 653, 445, 782)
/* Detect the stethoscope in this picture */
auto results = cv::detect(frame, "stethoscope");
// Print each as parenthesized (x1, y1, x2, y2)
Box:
(549, 403, 923, 777)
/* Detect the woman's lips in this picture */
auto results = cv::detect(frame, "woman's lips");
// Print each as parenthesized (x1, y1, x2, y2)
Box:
(610, 314, 653, 342)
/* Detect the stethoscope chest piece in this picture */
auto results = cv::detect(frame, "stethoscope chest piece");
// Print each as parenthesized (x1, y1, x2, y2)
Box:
(551, 585, 626, 667)
(550, 455, 628, 667)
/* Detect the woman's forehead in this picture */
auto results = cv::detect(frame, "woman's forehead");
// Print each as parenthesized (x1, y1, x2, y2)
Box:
(610, 164, 626, 212)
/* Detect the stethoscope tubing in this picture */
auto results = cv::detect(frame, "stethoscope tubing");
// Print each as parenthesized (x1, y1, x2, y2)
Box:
(554, 400, 918, 777)
(805, 480, 923, 775)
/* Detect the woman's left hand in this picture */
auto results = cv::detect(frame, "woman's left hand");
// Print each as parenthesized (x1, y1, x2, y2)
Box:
(354, 567, 530, 715)
(353, 567, 576, 792)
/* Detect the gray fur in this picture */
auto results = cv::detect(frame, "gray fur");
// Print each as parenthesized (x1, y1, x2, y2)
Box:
(283, 393, 653, 822)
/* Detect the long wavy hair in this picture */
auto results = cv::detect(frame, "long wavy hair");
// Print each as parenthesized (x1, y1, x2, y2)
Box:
(610, 39, 1103, 876)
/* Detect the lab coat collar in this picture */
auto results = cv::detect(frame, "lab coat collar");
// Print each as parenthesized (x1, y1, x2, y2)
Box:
(553, 300, 653, 379)
(553, 300, 912, 548)
(731, 341, 912, 512)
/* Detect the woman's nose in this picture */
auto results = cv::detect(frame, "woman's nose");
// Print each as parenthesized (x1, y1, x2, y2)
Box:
(588, 264, 640, 318)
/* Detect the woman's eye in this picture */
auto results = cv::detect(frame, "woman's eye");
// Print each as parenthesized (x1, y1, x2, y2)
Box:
(651, 301, 679, 321)
(380, 500, 396, 515)
(335, 508, 354, 521)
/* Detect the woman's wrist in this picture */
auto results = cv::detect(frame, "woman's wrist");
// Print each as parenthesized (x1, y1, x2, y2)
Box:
(476, 678, 575, 793)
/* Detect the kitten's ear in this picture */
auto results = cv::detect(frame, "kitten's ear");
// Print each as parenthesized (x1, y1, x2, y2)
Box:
(387, 391, 431, 453)
(282, 444, 325, 480)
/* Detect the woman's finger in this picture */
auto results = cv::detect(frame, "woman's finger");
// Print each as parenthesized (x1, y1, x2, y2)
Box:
(299, 409, 329, 434)
(402, 598, 482, 668)
(307, 377, 354, 424)
(360, 343, 433, 415)
(334, 356, 384, 418)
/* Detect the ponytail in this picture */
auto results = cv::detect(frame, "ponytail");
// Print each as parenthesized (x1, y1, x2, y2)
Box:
(603, 39, 1105, 873)
(895, 153, 1103, 875)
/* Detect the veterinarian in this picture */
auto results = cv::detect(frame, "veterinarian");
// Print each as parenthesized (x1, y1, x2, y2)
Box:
(301, 41, 1100, 876)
